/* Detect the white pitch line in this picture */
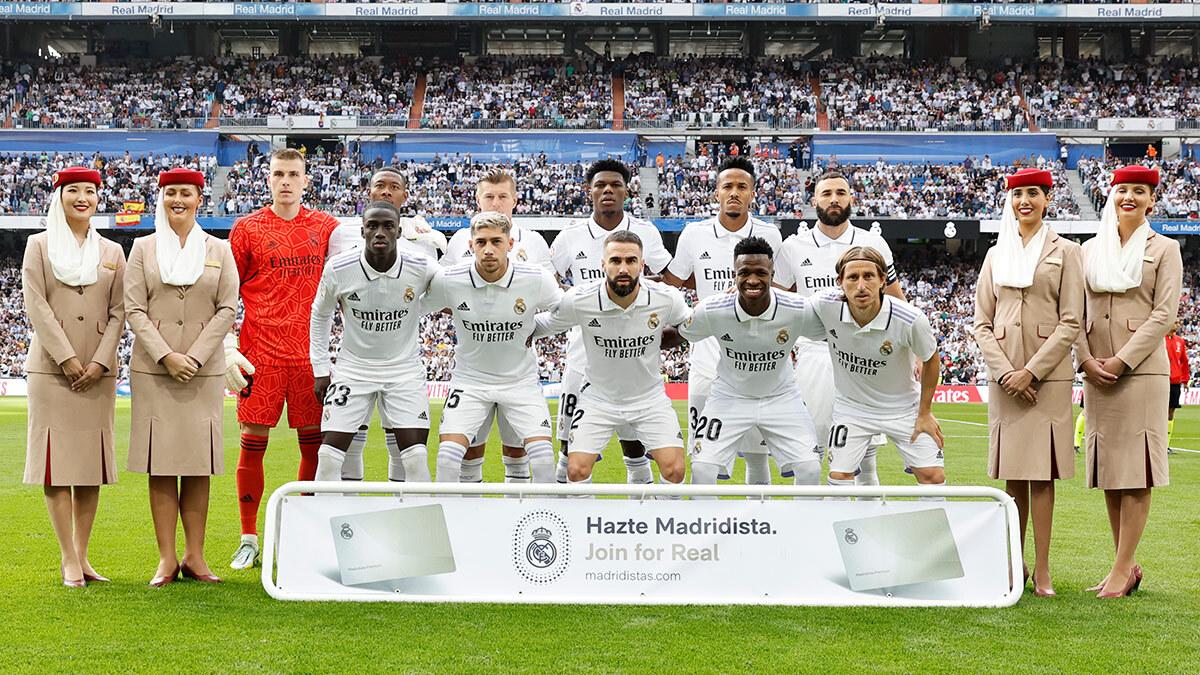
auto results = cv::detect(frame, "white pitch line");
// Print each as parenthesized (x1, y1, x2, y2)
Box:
(941, 418, 988, 427)
(1171, 448, 1200, 454)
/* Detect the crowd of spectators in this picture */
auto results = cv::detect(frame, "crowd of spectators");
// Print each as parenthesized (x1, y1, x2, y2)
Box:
(822, 58, 1028, 132)
(656, 154, 809, 218)
(623, 55, 817, 129)
(1078, 156, 1200, 219)
(813, 156, 1081, 220)
(1023, 58, 1200, 125)
(2, 58, 217, 129)
(420, 56, 611, 129)
(216, 56, 419, 119)
(0, 152, 218, 216)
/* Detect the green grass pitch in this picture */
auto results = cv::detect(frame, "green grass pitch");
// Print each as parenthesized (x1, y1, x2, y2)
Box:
(1, 398, 1198, 673)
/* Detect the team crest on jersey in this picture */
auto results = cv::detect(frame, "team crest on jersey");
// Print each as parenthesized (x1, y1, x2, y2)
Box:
(776, 329, 789, 344)
(517, 248, 528, 261)
(309, 234, 319, 247)
(514, 297, 527, 314)
(880, 340, 894, 356)
(829, 328, 838, 339)
(648, 313, 660, 329)
(403, 287, 415, 303)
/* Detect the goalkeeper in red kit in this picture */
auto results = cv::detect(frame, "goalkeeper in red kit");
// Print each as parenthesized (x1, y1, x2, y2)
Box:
(226, 148, 342, 570)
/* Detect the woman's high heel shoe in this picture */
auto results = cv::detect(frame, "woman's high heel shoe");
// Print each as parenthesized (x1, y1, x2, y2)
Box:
(180, 562, 223, 584)
(61, 565, 86, 589)
(82, 571, 110, 583)
(1097, 569, 1139, 599)
(149, 565, 180, 588)
(1130, 565, 1143, 593)
(1032, 571, 1055, 597)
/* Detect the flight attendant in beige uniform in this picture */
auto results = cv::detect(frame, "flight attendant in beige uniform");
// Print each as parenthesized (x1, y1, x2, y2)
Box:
(1077, 165, 1181, 598)
(973, 168, 1084, 598)
(125, 168, 238, 587)
(22, 167, 125, 588)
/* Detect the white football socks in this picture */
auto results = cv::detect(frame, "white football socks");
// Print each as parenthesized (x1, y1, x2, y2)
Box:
(341, 429, 367, 480)
(555, 450, 570, 484)
(501, 455, 531, 483)
(460, 457, 485, 483)
(399, 444, 430, 482)
(856, 446, 880, 486)
(385, 434, 404, 482)
(315, 445, 345, 483)
(624, 455, 653, 484)
(525, 440, 555, 483)
(743, 452, 771, 485)
(435, 441, 466, 482)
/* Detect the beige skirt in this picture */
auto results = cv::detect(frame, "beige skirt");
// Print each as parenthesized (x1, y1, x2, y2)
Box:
(128, 372, 225, 477)
(1084, 374, 1169, 490)
(987, 379, 1076, 481)
(24, 373, 118, 486)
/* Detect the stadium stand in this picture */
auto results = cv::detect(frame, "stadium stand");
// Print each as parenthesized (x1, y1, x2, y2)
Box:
(0, 153, 219, 215)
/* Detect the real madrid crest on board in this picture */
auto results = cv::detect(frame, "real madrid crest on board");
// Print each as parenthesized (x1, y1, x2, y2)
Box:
(514, 297, 527, 314)
(648, 312, 660, 329)
(776, 329, 789, 344)
(403, 286, 415, 303)
(512, 510, 571, 584)
(880, 340, 894, 356)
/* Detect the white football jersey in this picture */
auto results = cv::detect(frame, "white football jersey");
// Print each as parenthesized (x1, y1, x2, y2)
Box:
(548, 213, 673, 374)
(775, 223, 898, 297)
(425, 262, 563, 388)
(667, 216, 783, 300)
(442, 224, 552, 271)
(667, 215, 783, 377)
(809, 291, 937, 417)
(680, 289, 824, 399)
(535, 278, 690, 405)
(310, 249, 436, 382)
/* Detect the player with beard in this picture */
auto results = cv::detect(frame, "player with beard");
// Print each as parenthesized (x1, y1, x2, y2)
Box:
(548, 160, 672, 485)
(663, 157, 783, 485)
(534, 230, 690, 487)
(774, 171, 905, 488)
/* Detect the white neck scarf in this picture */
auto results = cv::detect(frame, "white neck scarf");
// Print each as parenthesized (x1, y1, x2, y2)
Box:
(154, 189, 206, 287)
(1085, 192, 1150, 294)
(45, 187, 100, 287)
(991, 191, 1049, 289)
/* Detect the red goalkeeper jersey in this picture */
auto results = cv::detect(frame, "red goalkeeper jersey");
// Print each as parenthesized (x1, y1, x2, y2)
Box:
(230, 205, 340, 366)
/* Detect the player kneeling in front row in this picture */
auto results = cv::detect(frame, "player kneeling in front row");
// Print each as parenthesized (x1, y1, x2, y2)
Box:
(680, 236, 826, 486)
(430, 212, 563, 485)
(533, 230, 691, 488)
(810, 247, 946, 492)
(310, 202, 438, 484)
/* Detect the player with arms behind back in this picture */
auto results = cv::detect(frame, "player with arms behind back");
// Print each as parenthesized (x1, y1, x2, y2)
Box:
(441, 170, 554, 484)
(680, 236, 825, 487)
(809, 247, 946, 493)
(428, 211, 564, 485)
(663, 156, 783, 484)
(309, 202, 438, 485)
(226, 148, 341, 570)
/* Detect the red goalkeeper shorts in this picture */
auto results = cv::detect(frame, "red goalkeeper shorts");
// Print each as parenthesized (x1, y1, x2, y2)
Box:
(236, 363, 322, 429)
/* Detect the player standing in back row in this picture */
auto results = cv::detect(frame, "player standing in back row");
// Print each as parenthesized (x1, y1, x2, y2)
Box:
(226, 148, 342, 570)
(663, 157, 783, 484)
(774, 170, 906, 487)
(548, 159, 672, 485)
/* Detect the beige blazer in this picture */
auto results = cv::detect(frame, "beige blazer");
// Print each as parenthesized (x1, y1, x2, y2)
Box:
(973, 230, 1085, 383)
(1076, 230, 1182, 376)
(21, 232, 126, 375)
(124, 232, 239, 376)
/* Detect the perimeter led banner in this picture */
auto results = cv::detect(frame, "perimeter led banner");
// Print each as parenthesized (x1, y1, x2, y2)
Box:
(264, 484, 1020, 607)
